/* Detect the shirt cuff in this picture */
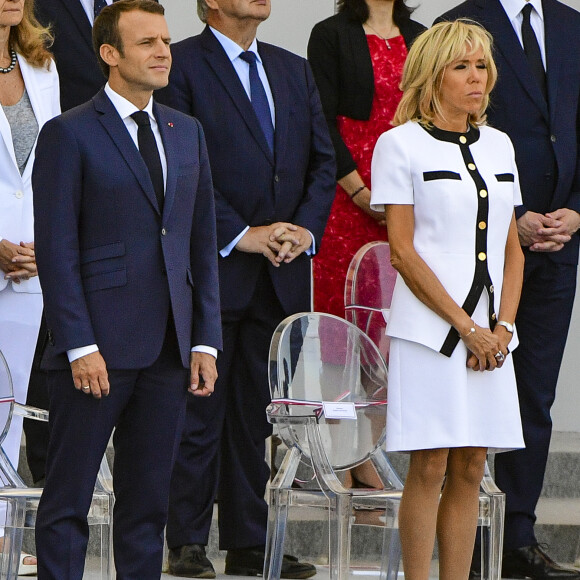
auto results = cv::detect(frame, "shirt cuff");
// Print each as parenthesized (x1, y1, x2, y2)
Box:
(306, 230, 315, 256)
(220, 226, 250, 257)
(191, 345, 218, 359)
(67, 344, 99, 363)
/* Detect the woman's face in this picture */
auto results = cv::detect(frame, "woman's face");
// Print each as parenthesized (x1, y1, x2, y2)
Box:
(0, 0, 25, 29)
(438, 46, 488, 122)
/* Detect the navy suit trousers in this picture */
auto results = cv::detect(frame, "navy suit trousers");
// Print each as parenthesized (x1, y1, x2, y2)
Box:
(36, 319, 189, 580)
(495, 254, 577, 551)
(167, 266, 286, 550)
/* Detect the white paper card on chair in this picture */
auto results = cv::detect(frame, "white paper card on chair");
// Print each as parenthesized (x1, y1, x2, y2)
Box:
(323, 402, 357, 420)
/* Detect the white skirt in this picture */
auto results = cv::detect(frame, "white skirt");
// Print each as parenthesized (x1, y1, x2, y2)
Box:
(386, 300, 524, 453)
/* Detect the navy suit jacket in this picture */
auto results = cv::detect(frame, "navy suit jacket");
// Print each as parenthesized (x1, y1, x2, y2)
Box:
(33, 89, 222, 370)
(35, 0, 157, 111)
(438, 0, 580, 264)
(156, 27, 336, 315)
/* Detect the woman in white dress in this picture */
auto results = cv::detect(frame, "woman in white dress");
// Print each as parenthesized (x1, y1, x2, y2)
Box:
(0, 0, 60, 572)
(370, 21, 525, 580)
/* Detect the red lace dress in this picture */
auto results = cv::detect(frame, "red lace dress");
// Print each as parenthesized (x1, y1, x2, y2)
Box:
(313, 34, 407, 317)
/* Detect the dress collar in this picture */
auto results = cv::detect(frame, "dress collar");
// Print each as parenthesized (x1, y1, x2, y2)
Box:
(422, 123, 480, 145)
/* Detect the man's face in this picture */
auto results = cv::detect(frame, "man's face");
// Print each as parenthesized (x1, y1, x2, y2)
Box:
(208, 0, 270, 25)
(109, 9, 172, 94)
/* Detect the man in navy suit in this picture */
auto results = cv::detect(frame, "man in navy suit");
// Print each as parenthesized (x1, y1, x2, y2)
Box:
(157, 0, 335, 576)
(32, 1, 222, 578)
(437, 1, 580, 578)
(26, 0, 158, 488)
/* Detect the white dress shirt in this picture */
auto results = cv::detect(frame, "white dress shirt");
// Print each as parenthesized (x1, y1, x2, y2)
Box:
(500, 0, 546, 68)
(68, 84, 216, 362)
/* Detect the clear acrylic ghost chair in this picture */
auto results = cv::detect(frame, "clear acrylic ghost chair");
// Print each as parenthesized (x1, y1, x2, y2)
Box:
(345, 241, 506, 580)
(265, 312, 404, 580)
(0, 348, 114, 579)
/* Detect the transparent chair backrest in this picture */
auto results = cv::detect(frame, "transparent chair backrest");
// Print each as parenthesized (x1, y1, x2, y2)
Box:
(269, 313, 388, 471)
(345, 241, 397, 360)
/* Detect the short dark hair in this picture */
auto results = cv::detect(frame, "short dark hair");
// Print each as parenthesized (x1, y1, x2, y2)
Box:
(337, 0, 413, 25)
(93, 0, 165, 78)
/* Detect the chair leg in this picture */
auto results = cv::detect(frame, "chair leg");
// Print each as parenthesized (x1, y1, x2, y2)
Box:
(264, 487, 290, 580)
(484, 493, 505, 580)
(328, 495, 352, 580)
(0, 497, 27, 580)
(380, 502, 401, 580)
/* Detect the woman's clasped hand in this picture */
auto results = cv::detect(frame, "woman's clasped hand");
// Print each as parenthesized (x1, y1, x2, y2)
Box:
(460, 323, 510, 371)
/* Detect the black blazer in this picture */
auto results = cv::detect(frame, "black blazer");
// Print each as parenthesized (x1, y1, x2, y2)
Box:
(308, 10, 425, 179)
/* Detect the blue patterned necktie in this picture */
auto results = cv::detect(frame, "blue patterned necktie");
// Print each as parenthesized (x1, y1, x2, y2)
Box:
(239, 51, 274, 153)
(94, 0, 108, 19)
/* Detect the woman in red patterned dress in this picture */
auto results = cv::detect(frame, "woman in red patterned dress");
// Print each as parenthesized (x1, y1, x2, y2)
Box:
(308, 0, 425, 318)
(308, 0, 424, 487)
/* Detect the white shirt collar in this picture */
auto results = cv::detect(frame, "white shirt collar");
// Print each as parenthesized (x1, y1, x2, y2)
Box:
(500, 0, 544, 23)
(209, 26, 262, 65)
(104, 83, 155, 121)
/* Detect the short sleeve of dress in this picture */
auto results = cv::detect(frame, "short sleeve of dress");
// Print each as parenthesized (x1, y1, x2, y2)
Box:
(370, 126, 414, 212)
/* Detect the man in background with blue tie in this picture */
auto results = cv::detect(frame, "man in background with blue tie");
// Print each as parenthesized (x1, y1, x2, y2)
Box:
(437, 1, 580, 578)
(32, 1, 222, 578)
(157, 0, 335, 576)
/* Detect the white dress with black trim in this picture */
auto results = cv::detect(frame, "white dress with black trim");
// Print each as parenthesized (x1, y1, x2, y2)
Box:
(371, 120, 524, 453)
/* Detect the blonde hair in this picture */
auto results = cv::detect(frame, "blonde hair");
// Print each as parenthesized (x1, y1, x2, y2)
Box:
(10, 0, 54, 69)
(393, 19, 497, 128)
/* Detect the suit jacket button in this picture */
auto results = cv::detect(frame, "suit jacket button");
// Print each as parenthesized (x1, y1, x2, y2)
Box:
(161, 228, 167, 236)
(274, 175, 279, 182)
(550, 135, 557, 143)
(47, 329, 55, 346)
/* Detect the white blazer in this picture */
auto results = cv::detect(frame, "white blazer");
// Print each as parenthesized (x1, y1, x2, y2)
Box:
(0, 53, 60, 294)
(371, 121, 522, 354)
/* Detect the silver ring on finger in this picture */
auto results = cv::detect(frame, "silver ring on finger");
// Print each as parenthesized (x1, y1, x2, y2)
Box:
(494, 351, 505, 362)
(82, 385, 90, 391)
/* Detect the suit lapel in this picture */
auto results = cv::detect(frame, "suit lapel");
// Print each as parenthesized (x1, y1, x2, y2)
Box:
(18, 55, 51, 182)
(543, 0, 561, 119)
(94, 90, 161, 215)
(155, 103, 178, 221)
(54, 0, 93, 53)
(201, 28, 274, 165)
(260, 43, 288, 162)
(480, 0, 549, 120)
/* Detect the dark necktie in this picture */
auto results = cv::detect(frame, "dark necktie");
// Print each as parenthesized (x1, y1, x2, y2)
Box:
(521, 3, 547, 100)
(131, 111, 164, 212)
(94, 0, 108, 19)
(239, 51, 274, 153)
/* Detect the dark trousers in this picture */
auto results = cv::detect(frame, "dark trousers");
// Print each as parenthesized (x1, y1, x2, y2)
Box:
(494, 254, 577, 551)
(167, 268, 286, 551)
(35, 320, 189, 580)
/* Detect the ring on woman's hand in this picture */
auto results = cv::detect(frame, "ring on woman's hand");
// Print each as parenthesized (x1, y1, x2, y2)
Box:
(82, 385, 90, 391)
(494, 351, 505, 362)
